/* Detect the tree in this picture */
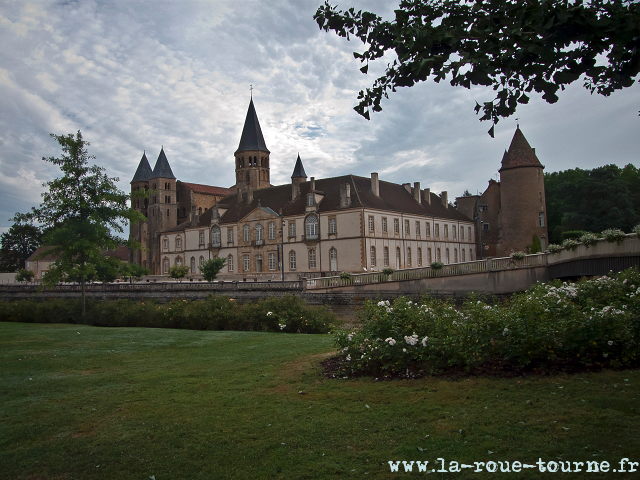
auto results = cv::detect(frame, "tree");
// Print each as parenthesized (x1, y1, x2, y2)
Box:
(314, 0, 640, 132)
(0, 223, 41, 272)
(119, 263, 150, 284)
(15, 269, 35, 283)
(14, 131, 145, 315)
(198, 257, 226, 282)
(94, 256, 122, 284)
(168, 265, 190, 282)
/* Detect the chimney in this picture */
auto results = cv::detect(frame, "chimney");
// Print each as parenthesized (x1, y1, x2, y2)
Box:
(413, 182, 421, 204)
(403, 183, 412, 193)
(246, 186, 253, 204)
(371, 172, 379, 196)
(441, 191, 448, 208)
(340, 183, 351, 208)
(310, 177, 315, 191)
(423, 188, 431, 205)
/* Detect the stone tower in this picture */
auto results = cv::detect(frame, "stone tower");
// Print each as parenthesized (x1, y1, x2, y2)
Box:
(130, 152, 152, 267)
(290, 153, 307, 199)
(235, 98, 271, 191)
(497, 127, 548, 256)
(147, 148, 177, 274)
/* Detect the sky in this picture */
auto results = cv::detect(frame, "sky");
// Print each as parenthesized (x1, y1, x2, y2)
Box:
(1, 0, 639, 235)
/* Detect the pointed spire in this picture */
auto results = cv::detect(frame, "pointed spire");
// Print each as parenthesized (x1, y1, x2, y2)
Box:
(151, 147, 175, 179)
(500, 127, 543, 171)
(291, 153, 307, 179)
(131, 151, 153, 182)
(235, 98, 270, 154)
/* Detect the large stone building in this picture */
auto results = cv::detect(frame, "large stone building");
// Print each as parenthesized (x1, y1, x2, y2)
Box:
(130, 99, 477, 279)
(456, 126, 548, 258)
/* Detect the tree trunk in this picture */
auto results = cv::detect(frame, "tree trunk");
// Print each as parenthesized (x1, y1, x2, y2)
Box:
(81, 277, 86, 316)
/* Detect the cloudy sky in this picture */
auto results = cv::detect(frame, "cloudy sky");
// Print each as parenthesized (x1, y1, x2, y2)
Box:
(1, 0, 638, 234)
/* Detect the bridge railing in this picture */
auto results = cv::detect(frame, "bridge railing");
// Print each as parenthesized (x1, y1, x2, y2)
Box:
(307, 253, 547, 289)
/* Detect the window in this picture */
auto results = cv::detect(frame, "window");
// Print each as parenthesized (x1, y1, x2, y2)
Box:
(268, 222, 275, 240)
(370, 246, 376, 266)
(437, 248, 441, 262)
(199, 256, 204, 266)
(176, 257, 182, 266)
(329, 218, 337, 234)
(444, 225, 449, 238)
(244, 254, 250, 272)
(418, 248, 422, 266)
(454, 249, 458, 263)
(190, 256, 195, 273)
(176, 237, 182, 249)
(460, 227, 464, 240)
(427, 248, 432, 264)
(468, 227, 472, 240)
(228, 229, 233, 244)
(199, 232, 205, 245)
(426, 222, 431, 237)
(396, 247, 401, 268)
(415, 221, 420, 237)
(308, 194, 314, 207)
(368, 215, 374, 232)
(244, 225, 250, 242)
(256, 254, 263, 272)
(446, 248, 450, 264)
(479, 205, 488, 212)
(461, 249, 465, 262)
(163, 258, 169, 273)
(228, 255, 234, 272)
(255, 224, 263, 243)
(305, 215, 318, 240)
(289, 250, 296, 270)
(330, 247, 337, 271)
(435, 224, 440, 237)
(470, 249, 473, 261)
(163, 238, 169, 250)
(539, 213, 545, 227)
(269, 252, 276, 270)
(212, 226, 221, 247)
(407, 247, 412, 266)
(198, 207, 202, 215)
(383, 247, 389, 266)
(452, 225, 456, 239)
(309, 249, 316, 269)
(394, 218, 399, 233)
(405, 220, 410, 236)
(483, 223, 490, 231)
(289, 221, 296, 238)
(382, 217, 387, 232)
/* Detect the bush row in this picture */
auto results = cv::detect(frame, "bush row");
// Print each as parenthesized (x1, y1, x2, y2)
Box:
(0, 295, 336, 334)
(335, 268, 640, 377)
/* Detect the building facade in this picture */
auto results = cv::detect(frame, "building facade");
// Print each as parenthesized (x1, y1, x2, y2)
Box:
(130, 99, 476, 279)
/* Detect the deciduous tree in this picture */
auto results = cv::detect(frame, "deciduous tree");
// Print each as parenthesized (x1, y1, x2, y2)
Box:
(0, 223, 41, 272)
(199, 257, 226, 282)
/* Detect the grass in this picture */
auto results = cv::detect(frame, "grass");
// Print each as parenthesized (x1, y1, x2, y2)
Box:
(1, 322, 640, 479)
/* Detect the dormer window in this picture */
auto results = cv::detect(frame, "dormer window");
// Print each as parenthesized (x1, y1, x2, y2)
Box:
(308, 194, 314, 207)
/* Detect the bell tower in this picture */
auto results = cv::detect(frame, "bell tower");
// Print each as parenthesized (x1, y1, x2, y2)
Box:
(235, 97, 270, 190)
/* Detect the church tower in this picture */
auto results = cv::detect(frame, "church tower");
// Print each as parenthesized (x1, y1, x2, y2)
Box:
(235, 98, 271, 191)
(497, 127, 548, 255)
(130, 152, 152, 267)
(148, 148, 177, 274)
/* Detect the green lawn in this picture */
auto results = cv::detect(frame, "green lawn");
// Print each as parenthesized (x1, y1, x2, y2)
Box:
(1, 322, 639, 479)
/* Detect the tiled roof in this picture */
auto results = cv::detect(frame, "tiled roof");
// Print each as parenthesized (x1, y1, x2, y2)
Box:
(500, 128, 543, 171)
(26, 246, 57, 262)
(235, 98, 270, 154)
(180, 182, 233, 197)
(104, 245, 129, 261)
(196, 175, 471, 226)
(131, 152, 153, 182)
(151, 148, 176, 179)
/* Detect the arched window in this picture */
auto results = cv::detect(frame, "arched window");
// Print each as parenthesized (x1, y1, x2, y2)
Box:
(163, 258, 169, 273)
(163, 238, 169, 250)
(199, 232, 205, 245)
(305, 214, 318, 240)
(330, 247, 337, 271)
(244, 225, 250, 242)
(191, 256, 196, 273)
(212, 226, 221, 247)
(255, 224, 263, 243)
(383, 247, 389, 266)
(176, 257, 182, 266)
(175, 236, 182, 249)
(446, 248, 450, 264)
(407, 247, 412, 266)
(396, 247, 401, 268)
(437, 248, 441, 262)
(418, 248, 422, 266)
(461, 249, 465, 262)
(228, 229, 233, 244)
(268, 222, 275, 240)
(198, 207, 202, 215)
(428, 248, 432, 264)
(228, 254, 234, 272)
(370, 246, 376, 267)
(199, 256, 204, 266)
(454, 249, 458, 263)
(289, 250, 296, 271)
(309, 249, 316, 269)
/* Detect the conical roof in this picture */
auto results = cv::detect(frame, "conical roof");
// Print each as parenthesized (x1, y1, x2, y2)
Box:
(151, 148, 175, 179)
(500, 127, 543, 171)
(131, 152, 153, 182)
(235, 98, 270, 154)
(291, 153, 307, 178)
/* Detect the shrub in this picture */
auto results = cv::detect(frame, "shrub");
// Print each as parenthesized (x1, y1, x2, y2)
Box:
(510, 251, 526, 261)
(382, 268, 394, 275)
(561, 238, 579, 251)
(547, 244, 563, 254)
(333, 268, 640, 377)
(199, 257, 226, 282)
(430, 262, 444, 270)
(561, 230, 587, 241)
(168, 265, 190, 282)
(634, 224, 640, 237)
(602, 228, 626, 244)
(339, 272, 353, 280)
(579, 232, 599, 248)
(530, 234, 542, 254)
(15, 269, 35, 283)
